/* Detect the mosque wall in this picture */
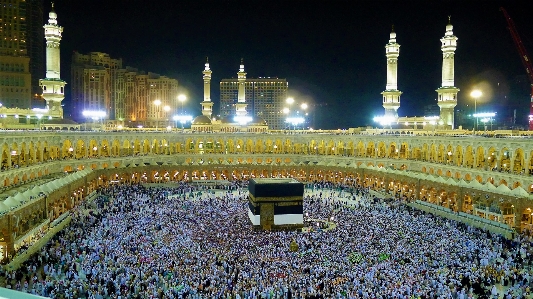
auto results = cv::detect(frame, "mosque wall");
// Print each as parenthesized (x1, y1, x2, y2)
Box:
(1, 132, 533, 260)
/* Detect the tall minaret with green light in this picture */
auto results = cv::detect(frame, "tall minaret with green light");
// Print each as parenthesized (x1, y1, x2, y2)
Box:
(201, 57, 213, 118)
(382, 26, 402, 118)
(436, 16, 460, 129)
(39, 2, 66, 118)
(235, 59, 248, 116)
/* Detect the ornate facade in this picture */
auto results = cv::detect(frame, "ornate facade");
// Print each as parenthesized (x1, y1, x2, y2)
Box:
(1, 132, 533, 260)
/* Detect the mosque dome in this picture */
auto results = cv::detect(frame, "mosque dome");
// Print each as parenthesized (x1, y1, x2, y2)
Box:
(192, 115, 212, 125)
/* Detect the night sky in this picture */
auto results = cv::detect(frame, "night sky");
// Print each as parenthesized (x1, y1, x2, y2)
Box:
(52, 0, 533, 129)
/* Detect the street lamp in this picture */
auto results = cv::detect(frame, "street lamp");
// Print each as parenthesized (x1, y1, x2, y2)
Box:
(470, 90, 482, 135)
(178, 94, 186, 115)
(286, 97, 294, 105)
(82, 110, 106, 131)
(300, 103, 308, 131)
(154, 99, 161, 131)
(164, 105, 170, 129)
(173, 115, 192, 132)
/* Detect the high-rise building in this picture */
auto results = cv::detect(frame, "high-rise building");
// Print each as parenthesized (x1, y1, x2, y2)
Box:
(26, 0, 44, 99)
(144, 72, 178, 127)
(71, 52, 122, 121)
(71, 51, 178, 125)
(220, 77, 288, 130)
(0, 0, 33, 108)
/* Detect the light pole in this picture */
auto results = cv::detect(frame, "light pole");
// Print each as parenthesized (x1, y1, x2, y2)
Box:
(470, 90, 482, 135)
(163, 105, 170, 130)
(300, 102, 308, 131)
(178, 94, 186, 116)
(286, 97, 294, 133)
(282, 107, 290, 132)
(154, 99, 161, 131)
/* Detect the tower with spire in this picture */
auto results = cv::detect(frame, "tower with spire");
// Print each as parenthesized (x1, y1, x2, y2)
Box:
(235, 59, 248, 116)
(201, 57, 213, 118)
(436, 16, 460, 129)
(39, 2, 66, 118)
(382, 26, 402, 119)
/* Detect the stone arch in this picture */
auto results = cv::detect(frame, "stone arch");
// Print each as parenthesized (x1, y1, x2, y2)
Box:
(513, 148, 525, 174)
(28, 141, 36, 165)
(487, 147, 497, 171)
(366, 141, 375, 158)
(455, 145, 463, 166)
(399, 142, 409, 159)
(1, 144, 9, 170)
(88, 140, 99, 157)
(500, 147, 511, 172)
(464, 173, 472, 181)
(377, 142, 386, 158)
(437, 144, 445, 163)
(142, 139, 151, 154)
(111, 139, 121, 157)
(101, 139, 111, 157)
(75, 139, 85, 159)
(445, 144, 453, 165)
(19, 142, 28, 166)
(388, 142, 398, 159)
(122, 139, 131, 156)
(475, 146, 485, 169)
(10, 142, 19, 167)
(529, 150, 533, 175)
(429, 143, 437, 162)
(346, 141, 355, 156)
(61, 140, 74, 159)
(254, 139, 264, 154)
(356, 141, 365, 157)
(421, 143, 429, 161)
(241, 139, 251, 153)
(464, 145, 474, 168)
(411, 146, 421, 160)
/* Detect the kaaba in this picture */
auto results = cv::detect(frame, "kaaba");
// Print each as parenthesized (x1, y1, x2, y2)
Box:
(248, 178, 304, 231)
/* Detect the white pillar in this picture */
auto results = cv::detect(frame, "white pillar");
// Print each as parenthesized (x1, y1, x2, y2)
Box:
(382, 28, 402, 118)
(436, 17, 460, 129)
(201, 58, 213, 117)
(235, 59, 248, 117)
(39, 3, 66, 119)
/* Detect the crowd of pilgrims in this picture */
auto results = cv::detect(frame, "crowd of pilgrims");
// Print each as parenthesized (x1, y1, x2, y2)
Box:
(1, 180, 533, 299)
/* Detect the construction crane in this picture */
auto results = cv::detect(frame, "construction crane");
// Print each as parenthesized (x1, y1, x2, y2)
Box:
(500, 7, 533, 130)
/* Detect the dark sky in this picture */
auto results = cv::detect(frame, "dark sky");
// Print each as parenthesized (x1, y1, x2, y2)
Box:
(52, 0, 533, 129)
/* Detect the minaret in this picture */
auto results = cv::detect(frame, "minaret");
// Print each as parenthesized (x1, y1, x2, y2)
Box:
(235, 58, 248, 116)
(381, 26, 402, 118)
(201, 57, 213, 118)
(39, 2, 66, 118)
(436, 16, 460, 129)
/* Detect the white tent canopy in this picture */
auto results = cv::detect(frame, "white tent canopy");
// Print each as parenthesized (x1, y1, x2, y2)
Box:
(0, 202, 10, 213)
(3, 197, 20, 208)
